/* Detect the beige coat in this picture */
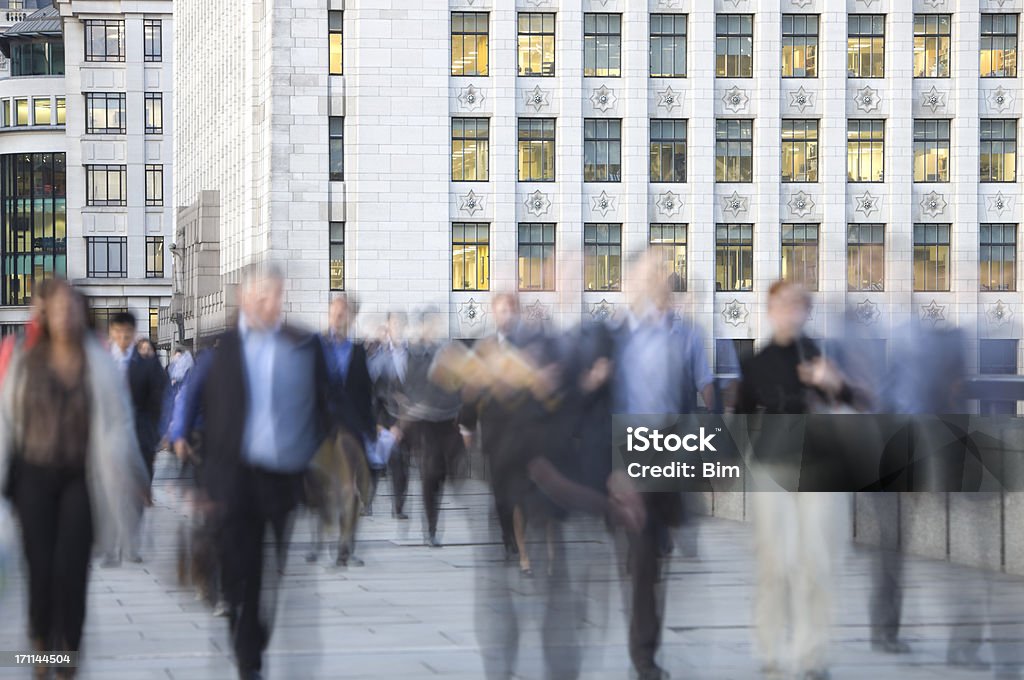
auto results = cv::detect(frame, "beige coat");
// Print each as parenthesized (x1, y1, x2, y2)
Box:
(0, 337, 148, 554)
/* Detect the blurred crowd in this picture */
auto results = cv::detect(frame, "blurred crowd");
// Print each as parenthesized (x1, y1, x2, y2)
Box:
(0, 254, 1020, 680)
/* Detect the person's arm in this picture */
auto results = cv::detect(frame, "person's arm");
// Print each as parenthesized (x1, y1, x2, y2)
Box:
(170, 350, 213, 458)
(352, 345, 377, 440)
(689, 329, 717, 412)
(147, 355, 169, 422)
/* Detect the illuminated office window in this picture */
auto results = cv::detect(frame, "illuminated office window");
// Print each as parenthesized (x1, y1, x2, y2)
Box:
(518, 13, 555, 77)
(650, 119, 687, 183)
(452, 222, 490, 291)
(452, 118, 489, 182)
(650, 223, 687, 292)
(781, 119, 818, 183)
(583, 118, 621, 182)
(716, 223, 753, 291)
(847, 119, 884, 182)
(847, 224, 885, 292)
(85, 92, 125, 134)
(716, 14, 753, 77)
(781, 223, 819, 291)
(913, 223, 950, 291)
(980, 223, 1016, 292)
(518, 118, 555, 182)
(650, 14, 687, 78)
(848, 14, 885, 78)
(913, 119, 950, 182)
(518, 222, 556, 291)
(914, 14, 951, 77)
(716, 119, 753, 183)
(146, 237, 164, 279)
(782, 14, 818, 78)
(584, 223, 621, 291)
(330, 221, 344, 291)
(329, 11, 343, 75)
(981, 13, 1017, 78)
(980, 119, 1017, 183)
(451, 12, 488, 76)
(584, 13, 621, 77)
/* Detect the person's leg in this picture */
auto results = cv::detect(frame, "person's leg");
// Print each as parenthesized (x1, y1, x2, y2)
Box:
(492, 480, 516, 558)
(627, 519, 663, 677)
(793, 493, 841, 677)
(513, 505, 531, 573)
(13, 463, 60, 650)
(420, 423, 445, 543)
(220, 470, 265, 674)
(389, 437, 410, 518)
(51, 471, 94, 652)
(751, 492, 794, 676)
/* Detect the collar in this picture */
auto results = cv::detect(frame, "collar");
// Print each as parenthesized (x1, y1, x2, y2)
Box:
(626, 307, 672, 333)
(111, 343, 135, 361)
(239, 312, 282, 339)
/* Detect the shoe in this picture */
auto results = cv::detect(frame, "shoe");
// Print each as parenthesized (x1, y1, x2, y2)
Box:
(100, 553, 121, 568)
(635, 665, 669, 680)
(238, 670, 263, 680)
(212, 600, 230, 617)
(360, 506, 372, 517)
(426, 534, 442, 548)
(801, 670, 831, 680)
(305, 551, 319, 563)
(504, 543, 518, 561)
(127, 553, 143, 564)
(948, 647, 990, 670)
(393, 511, 409, 520)
(520, 566, 533, 578)
(347, 555, 365, 567)
(872, 638, 912, 654)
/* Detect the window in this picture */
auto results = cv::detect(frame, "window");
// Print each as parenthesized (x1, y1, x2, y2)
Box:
(518, 118, 555, 182)
(33, 97, 50, 126)
(85, 92, 126, 134)
(913, 223, 951, 291)
(452, 12, 487, 76)
(88, 307, 128, 335)
(1, 100, 10, 127)
(0, 153, 67, 306)
(650, 223, 687, 292)
(583, 223, 621, 292)
(144, 93, 163, 134)
(143, 19, 162, 62)
(329, 116, 344, 181)
(981, 119, 1017, 183)
(650, 119, 687, 183)
(716, 223, 753, 291)
(716, 14, 753, 77)
(913, 119, 951, 182)
(452, 222, 490, 291)
(981, 13, 1017, 78)
(86, 236, 127, 278)
(716, 339, 754, 376)
(518, 222, 556, 291)
(85, 165, 127, 206)
(650, 14, 687, 78)
(715, 119, 753, 182)
(781, 223, 819, 290)
(914, 14, 951, 77)
(847, 224, 885, 292)
(146, 236, 164, 278)
(329, 11, 343, 75)
(330, 221, 344, 291)
(518, 13, 555, 77)
(782, 14, 818, 78)
(584, 13, 621, 77)
(14, 99, 28, 127)
(979, 339, 1018, 415)
(55, 98, 65, 125)
(847, 119, 884, 182)
(149, 299, 160, 341)
(781, 119, 819, 182)
(848, 14, 885, 78)
(85, 19, 125, 62)
(452, 118, 489, 182)
(145, 165, 163, 207)
(11, 39, 64, 76)
(583, 118, 621, 182)
(980, 223, 1016, 292)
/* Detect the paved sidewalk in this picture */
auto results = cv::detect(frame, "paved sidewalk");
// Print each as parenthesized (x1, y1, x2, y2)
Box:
(0, 453, 1021, 679)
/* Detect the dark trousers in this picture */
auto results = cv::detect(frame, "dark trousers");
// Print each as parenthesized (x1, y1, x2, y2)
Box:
(415, 419, 465, 536)
(13, 460, 94, 652)
(627, 526, 663, 673)
(221, 465, 301, 673)
(389, 443, 410, 514)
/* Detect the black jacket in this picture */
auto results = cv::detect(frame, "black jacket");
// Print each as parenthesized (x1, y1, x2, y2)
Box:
(126, 350, 169, 461)
(322, 336, 375, 440)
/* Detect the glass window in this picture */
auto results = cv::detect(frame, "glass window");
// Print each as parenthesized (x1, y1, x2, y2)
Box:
(452, 118, 489, 182)
(716, 14, 754, 77)
(1, 100, 10, 127)
(584, 223, 621, 291)
(584, 13, 621, 77)
(143, 19, 162, 62)
(85, 92, 126, 134)
(848, 14, 885, 78)
(0, 153, 67, 306)
(85, 19, 125, 62)
(716, 119, 753, 182)
(913, 119, 951, 182)
(650, 14, 687, 78)
(86, 236, 127, 278)
(650, 223, 687, 292)
(14, 98, 28, 127)
(979, 339, 1018, 415)
(715, 223, 753, 291)
(32, 97, 50, 126)
(781, 223, 819, 290)
(847, 119, 884, 182)
(145, 165, 163, 207)
(329, 11, 343, 75)
(85, 165, 127, 206)
(981, 13, 1017, 78)
(329, 116, 344, 181)
(518, 13, 555, 77)
(781, 119, 819, 182)
(452, 222, 490, 291)
(980, 223, 1016, 292)
(518, 118, 555, 182)
(145, 93, 163, 134)
(149, 300, 159, 342)
(88, 307, 129, 335)
(981, 119, 1017, 183)
(452, 12, 487, 76)
(913, 223, 951, 291)
(146, 236, 164, 278)
(914, 14, 951, 77)
(716, 339, 754, 376)
(782, 14, 818, 78)
(55, 97, 65, 125)
(583, 118, 621, 182)
(330, 221, 344, 291)
(518, 222, 556, 291)
(650, 119, 687, 183)
(11, 39, 64, 76)
(847, 223, 885, 291)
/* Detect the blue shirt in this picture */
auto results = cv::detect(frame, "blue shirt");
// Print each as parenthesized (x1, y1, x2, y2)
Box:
(240, 313, 281, 468)
(322, 332, 353, 386)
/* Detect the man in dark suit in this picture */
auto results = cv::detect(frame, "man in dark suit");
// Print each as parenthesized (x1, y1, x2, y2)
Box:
(107, 310, 168, 564)
(171, 265, 330, 680)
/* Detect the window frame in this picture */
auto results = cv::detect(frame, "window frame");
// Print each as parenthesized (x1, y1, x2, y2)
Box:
(980, 118, 1018, 183)
(847, 223, 885, 292)
(329, 116, 344, 182)
(650, 13, 687, 78)
(913, 118, 951, 183)
(980, 222, 1017, 292)
(452, 222, 491, 292)
(84, 92, 126, 135)
(913, 222, 952, 291)
(650, 119, 688, 183)
(583, 12, 622, 78)
(517, 222, 556, 291)
(650, 223, 688, 292)
(86, 235, 128, 279)
(583, 222, 622, 292)
(84, 19, 125, 63)
(85, 164, 127, 207)
(781, 119, 819, 183)
(913, 13, 952, 78)
(847, 119, 885, 183)
(781, 223, 820, 291)
(981, 13, 1018, 78)
(518, 117, 556, 182)
(143, 18, 162, 62)
(715, 118, 754, 183)
(329, 10, 344, 76)
(517, 12, 556, 77)
(330, 221, 345, 291)
(715, 223, 754, 292)
(781, 13, 819, 78)
(145, 236, 164, 279)
(145, 164, 163, 207)
(451, 11, 488, 77)
(583, 118, 622, 183)
(715, 14, 754, 78)
(451, 117, 490, 183)
(847, 14, 885, 78)
(144, 92, 163, 134)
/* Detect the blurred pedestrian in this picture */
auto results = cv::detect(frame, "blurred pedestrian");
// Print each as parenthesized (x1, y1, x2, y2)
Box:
(368, 311, 411, 519)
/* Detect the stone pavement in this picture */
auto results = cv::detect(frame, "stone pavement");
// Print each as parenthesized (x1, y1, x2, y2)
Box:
(0, 453, 1022, 679)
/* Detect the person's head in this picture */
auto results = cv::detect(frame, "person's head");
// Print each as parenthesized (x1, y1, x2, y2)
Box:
(137, 338, 155, 358)
(627, 250, 672, 314)
(109, 311, 137, 352)
(239, 263, 285, 330)
(328, 294, 356, 336)
(767, 280, 811, 344)
(34, 278, 85, 347)
(491, 293, 519, 335)
(414, 306, 441, 342)
(385, 311, 407, 342)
